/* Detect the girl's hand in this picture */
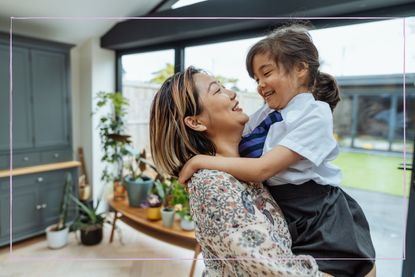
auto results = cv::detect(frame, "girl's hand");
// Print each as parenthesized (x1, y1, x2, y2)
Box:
(179, 155, 202, 184)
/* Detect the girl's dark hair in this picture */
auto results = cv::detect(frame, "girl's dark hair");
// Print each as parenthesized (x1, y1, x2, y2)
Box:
(149, 66, 216, 176)
(246, 24, 340, 111)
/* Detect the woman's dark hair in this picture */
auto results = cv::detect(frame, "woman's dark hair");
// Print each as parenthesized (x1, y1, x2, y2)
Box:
(246, 24, 340, 111)
(149, 66, 216, 176)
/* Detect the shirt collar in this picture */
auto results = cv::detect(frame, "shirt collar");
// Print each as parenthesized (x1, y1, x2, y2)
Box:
(284, 92, 313, 110)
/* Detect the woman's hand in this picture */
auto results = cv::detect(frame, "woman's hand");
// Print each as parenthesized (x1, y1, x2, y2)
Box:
(179, 155, 203, 184)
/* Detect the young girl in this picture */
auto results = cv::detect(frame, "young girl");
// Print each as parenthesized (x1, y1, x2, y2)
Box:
(179, 24, 376, 277)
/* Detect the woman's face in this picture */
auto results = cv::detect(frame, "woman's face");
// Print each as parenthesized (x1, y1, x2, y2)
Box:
(193, 73, 249, 136)
(252, 52, 304, 110)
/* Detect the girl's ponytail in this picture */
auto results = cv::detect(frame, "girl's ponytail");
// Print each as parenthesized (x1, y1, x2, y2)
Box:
(312, 71, 340, 112)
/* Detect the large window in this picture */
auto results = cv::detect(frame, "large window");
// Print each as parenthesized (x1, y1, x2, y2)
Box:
(119, 18, 415, 276)
(310, 17, 415, 154)
(310, 18, 413, 277)
(185, 37, 265, 116)
(121, 49, 174, 152)
(311, 18, 414, 76)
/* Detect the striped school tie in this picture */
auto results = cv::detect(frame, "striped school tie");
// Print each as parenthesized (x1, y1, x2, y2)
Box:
(239, 111, 283, 158)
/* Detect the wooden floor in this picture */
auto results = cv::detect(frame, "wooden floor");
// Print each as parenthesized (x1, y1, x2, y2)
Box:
(0, 215, 205, 277)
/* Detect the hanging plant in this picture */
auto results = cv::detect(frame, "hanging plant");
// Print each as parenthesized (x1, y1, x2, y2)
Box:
(95, 91, 131, 185)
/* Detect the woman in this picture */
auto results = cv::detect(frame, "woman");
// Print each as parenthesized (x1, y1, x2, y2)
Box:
(149, 66, 330, 276)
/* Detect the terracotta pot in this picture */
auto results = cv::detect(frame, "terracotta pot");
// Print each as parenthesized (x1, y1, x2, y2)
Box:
(113, 180, 126, 201)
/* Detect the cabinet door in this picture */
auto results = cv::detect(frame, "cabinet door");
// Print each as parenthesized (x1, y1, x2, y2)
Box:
(40, 170, 67, 227)
(31, 50, 69, 148)
(0, 45, 33, 151)
(0, 176, 41, 241)
(39, 170, 77, 228)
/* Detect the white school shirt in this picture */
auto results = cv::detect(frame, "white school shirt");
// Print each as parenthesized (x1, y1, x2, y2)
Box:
(243, 92, 342, 186)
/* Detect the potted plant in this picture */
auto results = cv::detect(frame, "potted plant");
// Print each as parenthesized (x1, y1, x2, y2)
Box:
(45, 173, 73, 249)
(145, 194, 162, 221)
(123, 148, 155, 207)
(70, 195, 107, 246)
(171, 181, 194, 231)
(178, 207, 194, 231)
(96, 91, 131, 201)
(154, 176, 176, 227)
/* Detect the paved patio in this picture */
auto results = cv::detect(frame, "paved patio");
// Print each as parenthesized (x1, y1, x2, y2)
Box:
(343, 187, 407, 277)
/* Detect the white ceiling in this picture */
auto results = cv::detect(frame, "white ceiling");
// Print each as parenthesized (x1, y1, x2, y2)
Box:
(0, 0, 163, 46)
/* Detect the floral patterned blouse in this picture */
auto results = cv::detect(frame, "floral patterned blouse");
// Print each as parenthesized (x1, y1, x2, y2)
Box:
(188, 169, 322, 277)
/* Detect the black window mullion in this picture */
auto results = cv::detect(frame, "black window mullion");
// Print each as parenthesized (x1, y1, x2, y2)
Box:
(116, 52, 123, 92)
(174, 46, 184, 73)
(388, 93, 398, 151)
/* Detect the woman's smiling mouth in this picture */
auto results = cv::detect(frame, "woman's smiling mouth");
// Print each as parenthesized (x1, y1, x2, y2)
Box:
(232, 101, 243, 112)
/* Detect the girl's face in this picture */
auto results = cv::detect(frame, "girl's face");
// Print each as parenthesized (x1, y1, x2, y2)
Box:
(193, 73, 249, 136)
(252, 52, 307, 110)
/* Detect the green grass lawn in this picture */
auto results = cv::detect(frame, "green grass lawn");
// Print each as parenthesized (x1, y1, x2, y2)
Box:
(332, 151, 411, 197)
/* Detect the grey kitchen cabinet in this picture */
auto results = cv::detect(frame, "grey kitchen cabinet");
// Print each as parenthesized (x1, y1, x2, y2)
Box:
(0, 33, 78, 246)
(0, 45, 33, 152)
(0, 32, 74, 169)
(0, 168, 78, 246)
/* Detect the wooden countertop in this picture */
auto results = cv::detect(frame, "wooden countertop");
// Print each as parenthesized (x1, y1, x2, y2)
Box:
(0, 161, 81, 178)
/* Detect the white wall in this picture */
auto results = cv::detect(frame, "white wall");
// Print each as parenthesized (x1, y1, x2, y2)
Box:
(91, 38, 115, 208)
(70, 37, 115, 208)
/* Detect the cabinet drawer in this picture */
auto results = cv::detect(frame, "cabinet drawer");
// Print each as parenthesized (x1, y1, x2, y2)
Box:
(14, 153, 41, 168)
(40, 149, 72, 164)
(0, 152, 41, 170)
(0, 170, 67, 191)
(0, 156, 7, 170)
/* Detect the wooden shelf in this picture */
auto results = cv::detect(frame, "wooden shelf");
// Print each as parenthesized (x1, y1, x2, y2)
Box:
(109, 198, 200, 277)
(109, 198, 195, 241)
(0, 161, 81, 178)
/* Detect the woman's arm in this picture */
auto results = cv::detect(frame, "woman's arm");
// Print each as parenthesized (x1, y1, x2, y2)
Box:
(179, 145, 301, 184)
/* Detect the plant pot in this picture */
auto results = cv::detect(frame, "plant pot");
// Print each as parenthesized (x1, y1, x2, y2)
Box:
(124, 176, 153, 207)
(147, 207, 161, 221)
(113, 179, 126, 201)
(80, 225, 103, 246)
(180, 218, 195, 231)
(46, 224, 69, 249)
(161, 208, 175, 227)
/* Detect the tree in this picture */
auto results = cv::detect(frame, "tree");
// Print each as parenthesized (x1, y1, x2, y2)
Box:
(150, 63, 174, 84)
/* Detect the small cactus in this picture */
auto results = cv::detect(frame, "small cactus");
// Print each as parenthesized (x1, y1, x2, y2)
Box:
(55, 173, 73, 231)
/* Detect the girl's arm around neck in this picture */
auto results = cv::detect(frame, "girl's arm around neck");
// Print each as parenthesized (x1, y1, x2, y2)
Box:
(178, 145, 302, 184)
